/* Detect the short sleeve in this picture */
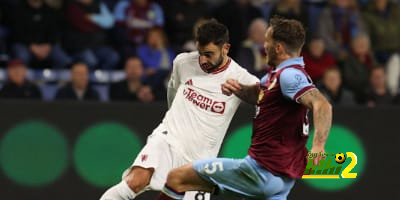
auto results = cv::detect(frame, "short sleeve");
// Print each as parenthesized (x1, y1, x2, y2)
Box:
(237, 68, 260, 86)
(168, 57, 181, 90)
(279, 68, 315, 102)
(167, 56, 181, 107)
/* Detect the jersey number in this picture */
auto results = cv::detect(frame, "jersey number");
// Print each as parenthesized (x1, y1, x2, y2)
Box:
(204, 162, 224, 174)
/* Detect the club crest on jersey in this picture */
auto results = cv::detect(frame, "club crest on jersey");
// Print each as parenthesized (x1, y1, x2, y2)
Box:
(141, 154, 148, 162)
(183, 88, 226, 114)
(268, 78, 277, 90)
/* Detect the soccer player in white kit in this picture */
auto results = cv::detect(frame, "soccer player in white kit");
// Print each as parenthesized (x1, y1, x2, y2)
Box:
(100, 19, 259, 200)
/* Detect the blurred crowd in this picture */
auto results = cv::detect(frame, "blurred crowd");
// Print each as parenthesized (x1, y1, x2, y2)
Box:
(0, 0, 400, 107)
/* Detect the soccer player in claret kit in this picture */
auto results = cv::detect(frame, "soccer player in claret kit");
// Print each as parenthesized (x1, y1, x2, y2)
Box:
(155, 17, 333, 200)
(100, 20, 259, 200)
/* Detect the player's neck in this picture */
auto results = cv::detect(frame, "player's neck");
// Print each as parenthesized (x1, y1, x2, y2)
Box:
(217, 56, 229, 70)
(274, 54, 299, 68)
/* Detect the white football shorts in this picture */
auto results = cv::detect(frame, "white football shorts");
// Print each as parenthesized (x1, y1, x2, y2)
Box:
(122, 123, 210, 200)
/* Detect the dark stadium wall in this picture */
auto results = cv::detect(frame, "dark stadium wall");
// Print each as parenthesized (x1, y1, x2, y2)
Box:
(0, 101, 398, 200)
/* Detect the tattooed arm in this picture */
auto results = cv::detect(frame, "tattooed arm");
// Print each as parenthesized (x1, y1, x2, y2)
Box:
(298, 89, 332, 165)
(221, 79, 260, 105)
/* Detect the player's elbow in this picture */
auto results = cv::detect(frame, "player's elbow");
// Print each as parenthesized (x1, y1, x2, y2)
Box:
(323, 99, 332, 113)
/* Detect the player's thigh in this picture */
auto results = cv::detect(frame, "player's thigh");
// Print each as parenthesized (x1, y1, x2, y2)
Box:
(193, 157, 265, 198)
(193, 156, 289, 199)
(124, 126, 174, 190)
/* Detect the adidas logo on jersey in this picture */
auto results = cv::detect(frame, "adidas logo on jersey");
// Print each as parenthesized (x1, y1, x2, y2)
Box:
(183, 88, 226, 114)
(185, 79, 193, 85)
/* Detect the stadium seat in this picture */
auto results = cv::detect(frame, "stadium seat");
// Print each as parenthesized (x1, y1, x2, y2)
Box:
(56, 69, 71, 82)
(38, 69, 58, 82)
(26, 69, 35, 81)
(0, 68, 6, 82)
(39, 84, 59, 101)
(110, 70, 126, 82)
(93, 84, 110, 102)
(91, 70, 111, 83)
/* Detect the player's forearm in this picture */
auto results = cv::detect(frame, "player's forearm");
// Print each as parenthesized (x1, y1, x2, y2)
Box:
(233, 84, 260, 105)
(312, 100, 332, 148)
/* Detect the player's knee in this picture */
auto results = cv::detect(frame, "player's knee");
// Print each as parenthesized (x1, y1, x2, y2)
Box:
(125, 168, 153, 193)
(126, 179, 146, 193)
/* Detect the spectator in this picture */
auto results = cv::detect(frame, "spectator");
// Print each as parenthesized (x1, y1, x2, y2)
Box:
(164, 0, 209, 52)
(236, 18, 268, 78)
(102, 0, 119, 10)
(137, 28, 175, 98)
(110, 56, 154, 102)
(0, 3, 10, 64)
(269, 0, 309, 33)
(0, 59, 42, 99)
(302, 36, 336, 83)
(214, 0, 263, 57)
(113, 0, 164, 58)
(0, 0, 19, 61)
(55, 62, 100, 101)
(317, 0, 366, 61)
(362, 0, 400, 64)
(318, 67, 356, 106)
(12, 0, 72, 69)
(44, 0, 64, 9)
(181, 18, 209, 52)
(64, 0, 119, 70)
(201, 0, 227, 9)
(366, 66, 394, 107)
(342, 32, 377, 104)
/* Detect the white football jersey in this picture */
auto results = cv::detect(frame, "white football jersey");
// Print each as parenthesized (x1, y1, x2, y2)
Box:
(162, 52, 259, 162)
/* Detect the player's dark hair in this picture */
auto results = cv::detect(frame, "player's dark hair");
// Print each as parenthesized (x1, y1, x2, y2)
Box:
(269, 16, 305, 54)
(195, 19, 229, 47)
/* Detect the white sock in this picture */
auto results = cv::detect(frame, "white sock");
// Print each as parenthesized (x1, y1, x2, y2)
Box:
(100, 180, 137, 200)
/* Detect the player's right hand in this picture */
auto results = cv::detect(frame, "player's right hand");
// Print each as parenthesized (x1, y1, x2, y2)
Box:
(309, 146, 326, 165)
(221, 79, 241, 96)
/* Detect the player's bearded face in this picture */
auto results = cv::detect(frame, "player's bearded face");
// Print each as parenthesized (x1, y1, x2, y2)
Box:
(202, 52, 223, 70)
(198, 43, 227, 73)
(266, 43, 278, 67)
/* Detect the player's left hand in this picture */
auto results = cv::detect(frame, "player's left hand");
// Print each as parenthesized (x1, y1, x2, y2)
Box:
(221, 79, 241, 96)
(309, 146, 325, 165)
